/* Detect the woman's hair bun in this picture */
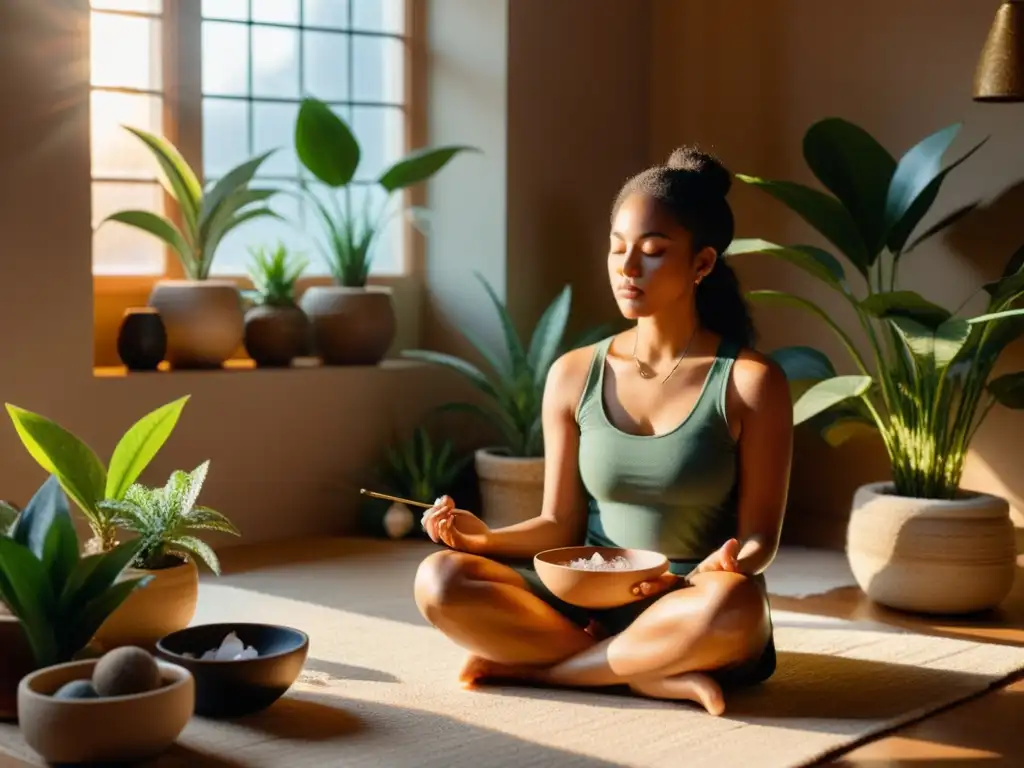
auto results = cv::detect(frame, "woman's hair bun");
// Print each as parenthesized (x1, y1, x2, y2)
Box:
(665, 146, 732, 198)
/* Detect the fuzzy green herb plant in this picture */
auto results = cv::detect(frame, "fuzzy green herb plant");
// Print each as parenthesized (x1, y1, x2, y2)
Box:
(379, 427, 472, 505)
(247, 242, 309, 307)
(98, 126, 280, 280)
(98, 460, 240, 574)
(402, 274, 612, 457)
(0, 475, 151, 668)
(728, 117, 1024, 500)
(293, 97, 479, 287)
(6, 396, 191, 551)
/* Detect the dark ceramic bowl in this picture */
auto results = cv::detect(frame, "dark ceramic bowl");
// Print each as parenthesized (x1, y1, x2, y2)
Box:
(155, 623, 309, 719)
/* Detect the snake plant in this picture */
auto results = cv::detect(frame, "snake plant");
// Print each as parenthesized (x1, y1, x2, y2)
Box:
(98, 127, 280, 280)
(378, 427, 472, 505)
(728, 117, 1024, 499)
(402, 274, 612, 457)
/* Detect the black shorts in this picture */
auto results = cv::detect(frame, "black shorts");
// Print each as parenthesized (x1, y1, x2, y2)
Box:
(506, 559, 777, 690)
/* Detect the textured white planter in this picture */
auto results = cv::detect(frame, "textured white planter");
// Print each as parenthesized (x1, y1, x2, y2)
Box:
(847, 481, 1018, 615)
(474, 448, 545, 530)
(299, 285, 396, 365)
(148, 280, 244, 369)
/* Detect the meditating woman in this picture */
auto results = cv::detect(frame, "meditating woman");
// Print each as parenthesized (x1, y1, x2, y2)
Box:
(414, 147, 793, 716)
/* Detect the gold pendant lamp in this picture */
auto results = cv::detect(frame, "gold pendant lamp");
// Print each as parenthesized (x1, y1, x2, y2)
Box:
(975, 1, 1024, 101)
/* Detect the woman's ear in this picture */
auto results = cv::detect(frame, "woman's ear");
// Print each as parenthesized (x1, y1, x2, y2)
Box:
(694, 246, 718, 283)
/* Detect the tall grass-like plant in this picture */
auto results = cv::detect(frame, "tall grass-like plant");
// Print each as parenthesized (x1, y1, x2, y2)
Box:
(402, 274, 611, 457)
(293, 97, 479, 287)
(728, 118, 1024, 500)
(98, 127, 280, 280)
(247, 242, 308, 307)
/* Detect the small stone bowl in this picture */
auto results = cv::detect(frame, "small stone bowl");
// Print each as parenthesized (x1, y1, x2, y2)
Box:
(18, 658, 194, 765)
(534, 546, 669, 609)
(156, 622, 309, 719)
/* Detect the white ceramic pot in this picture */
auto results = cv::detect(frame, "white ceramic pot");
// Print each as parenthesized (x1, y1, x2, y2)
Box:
(299, 285, 396, 365)
(91, 559, 199, 652)
(847, 481, 1018, 614)
(148, 279, 244, 369)
(474, 448, 545, 530)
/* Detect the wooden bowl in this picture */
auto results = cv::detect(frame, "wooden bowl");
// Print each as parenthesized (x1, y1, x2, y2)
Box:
(156, 622, 309, 719)
(533, 546, 669, 609)
(18, 658, 194, 765)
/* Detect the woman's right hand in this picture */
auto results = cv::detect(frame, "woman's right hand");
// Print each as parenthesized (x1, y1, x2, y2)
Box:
(422, 495, 491, 554)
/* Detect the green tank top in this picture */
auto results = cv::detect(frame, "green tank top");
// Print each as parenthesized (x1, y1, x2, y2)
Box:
(576, 335, 741, 567)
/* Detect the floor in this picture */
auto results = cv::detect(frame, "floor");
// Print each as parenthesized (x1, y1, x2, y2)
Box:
(771, 555, 1024, 766)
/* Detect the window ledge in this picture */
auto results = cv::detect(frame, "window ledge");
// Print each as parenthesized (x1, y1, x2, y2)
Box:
(94, 357, 429, 378)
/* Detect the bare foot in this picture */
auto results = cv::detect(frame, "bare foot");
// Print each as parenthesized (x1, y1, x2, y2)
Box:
(458, 655, 530, 689)
(629, 672, 726, 716)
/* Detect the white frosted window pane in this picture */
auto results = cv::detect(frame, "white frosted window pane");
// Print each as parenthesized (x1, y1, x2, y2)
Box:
(304, 0, 349, 29)
(91, 92, 163, 179)
(209, 185, 305, 276)
(203, 22, 250, 95)
(92, 182, 166, 275)
(351, 106, 403, 182)
(303, 30, 348, 101)
(252, 0, 299, 24)
(91, 0, 162, 13)
(252, 26, 299, 98)
(351, 35, 403, 102)
(352, 0, 404, 34)
(91, 13, 162, 91)
(202, 0, 247, 20)
(253, 102, 300, 178)
(203, 98, 250, 178)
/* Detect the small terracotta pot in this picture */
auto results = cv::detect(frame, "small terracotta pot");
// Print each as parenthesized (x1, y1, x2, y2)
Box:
(847, 481, 1018, 614)
(148, 279, 244, 369)
(244, 303, 310, 367)
(299, 285, 396, 365)
(474, 448, 545, 529)
(91, 559, 199, 652)
(0, 614, 35, 721)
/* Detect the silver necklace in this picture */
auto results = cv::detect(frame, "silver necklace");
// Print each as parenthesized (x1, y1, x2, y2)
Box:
(632, 326, 698, 384)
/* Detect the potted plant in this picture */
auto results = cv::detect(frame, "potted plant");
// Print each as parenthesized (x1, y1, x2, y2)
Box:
(293, 96, 479, 365)
(728, 117, 1023, 614)
(5, 396, 191, 553)
(402, 274, 610, 528)
(243, 242, 310, 367)
(90, 460, 240, 651)
(0, 476, 151, 719)
(361, 426, 473, 539)
(99, 127, 281, 368)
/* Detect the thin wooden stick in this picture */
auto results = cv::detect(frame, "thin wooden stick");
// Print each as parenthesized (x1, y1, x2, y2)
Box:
(359, 488, 435, 510)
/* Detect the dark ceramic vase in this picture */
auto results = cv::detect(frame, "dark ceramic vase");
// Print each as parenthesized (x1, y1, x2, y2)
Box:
(117, 308, 167, 371)
(243, 304, 310, 367)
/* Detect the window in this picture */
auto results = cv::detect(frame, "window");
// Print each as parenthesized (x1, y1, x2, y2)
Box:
(89, 0, 408, 279)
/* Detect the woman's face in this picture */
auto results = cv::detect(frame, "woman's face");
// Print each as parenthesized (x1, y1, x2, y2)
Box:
(607, 193, 716, 320)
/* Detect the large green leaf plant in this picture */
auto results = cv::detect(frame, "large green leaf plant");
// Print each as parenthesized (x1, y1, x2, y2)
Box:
(402, 274, 612, 457)
(98, 127, 280, 280)
(728, 117, 1024, 499)
(0, 475, 151, 668)
(5, 396, 191, 551)
(293, 97, 479, 287)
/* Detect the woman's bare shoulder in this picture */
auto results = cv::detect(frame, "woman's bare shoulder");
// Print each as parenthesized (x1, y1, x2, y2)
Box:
(546, 335, 617, 409)
(730, 346, 790, 412)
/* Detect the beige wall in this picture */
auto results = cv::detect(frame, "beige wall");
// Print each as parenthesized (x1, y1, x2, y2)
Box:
(651, 0, 1024, 547)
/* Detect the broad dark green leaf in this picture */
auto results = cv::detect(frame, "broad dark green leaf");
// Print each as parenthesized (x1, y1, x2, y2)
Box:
(891, 316, 972, 369)
(400, 350, 500, 400)
(11, 474, 67, 559)
(884, 123, 961, 232)
(5, 405, 107, 524)
(734, 175, 869, 276)
(41, 505, 79, 598)
(527, 285, 572, 386)
(983, 243, 1024, 301)
(65, 575, 152, 659)
(770, 345, 837, 382)
(726, 238, 846, 289)
(0, 537, 59, 667)
(802, 117, 897, 258)
(122, 126, 202, 235)
(988, 372, 1024, 408)
(904, 200, 980, 254)
(859, 290, 952, 328)
(793, 375, 874, 425)
(106, 396, 190, 501)
(59, 537, 145, 616)
(378, 145, 480, 193)
(295, 98, 360, 187)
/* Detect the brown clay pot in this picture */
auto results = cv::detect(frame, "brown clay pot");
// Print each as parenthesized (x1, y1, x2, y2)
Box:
(243, 304, 310, 367)
(299, 285, 396, 365)
(148, 280, 244, 369)
(91, 559, 199, 652)
(474, 448, 545, 529)
(0, 613, 35, 721)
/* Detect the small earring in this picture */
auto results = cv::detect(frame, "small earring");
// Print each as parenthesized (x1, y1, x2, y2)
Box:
(695, 275, 703, 285)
